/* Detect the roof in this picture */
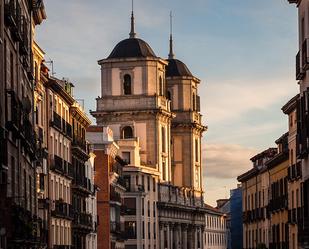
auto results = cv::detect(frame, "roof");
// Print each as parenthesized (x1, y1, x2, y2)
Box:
(250, 148, 277, 162)
(204, 203, 225, 215)
(166, 58, 193, 77)
(237, 167, 259, 182)
(282, 94, 299, 114)
(108, 38, 156, 59)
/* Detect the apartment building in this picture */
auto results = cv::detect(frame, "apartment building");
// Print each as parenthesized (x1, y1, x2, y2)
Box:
(33, 39, 49, 248)
(266, 134, 289, 249)
(287, 0, 309, 247)
(86, 126, 127, 249)
(204, 204, 228, 249)
(238, 148, 277, 249)
(85, 150, 98, 249)
(282, 94, 302, 249)
(0, 1, 46, 248)
(47, 77, 75, 249)
(71, 101, 93, 249)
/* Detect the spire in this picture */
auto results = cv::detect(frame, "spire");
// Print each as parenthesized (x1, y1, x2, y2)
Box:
(168, 11, 175, 59)
(129, 0, 136, 38)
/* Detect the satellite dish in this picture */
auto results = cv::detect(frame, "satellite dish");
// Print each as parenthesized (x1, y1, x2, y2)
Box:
(22, 97, 31, 114)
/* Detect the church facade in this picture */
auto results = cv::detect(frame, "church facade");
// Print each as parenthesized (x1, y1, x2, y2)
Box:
(90, 10, 225, 249)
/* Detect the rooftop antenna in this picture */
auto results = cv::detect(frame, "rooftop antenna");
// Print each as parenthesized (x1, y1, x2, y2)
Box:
(168, 11, 175, 59)
(129, 0, 136, 38)
(45, 59, 56, 76)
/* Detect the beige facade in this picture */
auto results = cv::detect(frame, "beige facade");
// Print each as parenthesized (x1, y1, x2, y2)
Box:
(287, 0, 309, 247)
(238, 148, 277, 249)
(282, 94, 301, 249)
(47, 77, 75, 248)
(204, 207, 228, 249)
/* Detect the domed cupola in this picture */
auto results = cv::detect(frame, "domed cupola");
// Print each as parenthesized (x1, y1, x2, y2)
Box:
(108, 38, 156, 59)
(166, 58, 192, 77)
(107, 7, 156, 59)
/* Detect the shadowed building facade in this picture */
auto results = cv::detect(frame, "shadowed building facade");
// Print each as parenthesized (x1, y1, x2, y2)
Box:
(287, 0, 309, 247)
(0, 1, 46, 248)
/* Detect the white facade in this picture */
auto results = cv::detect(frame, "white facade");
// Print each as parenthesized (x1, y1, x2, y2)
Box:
(204, 210, 228, 249)
(85, 152, 97, 249)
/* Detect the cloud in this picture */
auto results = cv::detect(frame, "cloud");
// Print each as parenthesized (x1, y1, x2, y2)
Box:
(202, 78, 297, 124)
(202, 143, 259, 206)
(202, 143, 258, 179)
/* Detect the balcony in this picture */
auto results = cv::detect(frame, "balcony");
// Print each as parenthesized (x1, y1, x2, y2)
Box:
(73, 212, 93, 230)
(4, 0, 17, 28)
(66, 123, 72, 138)
(0, 127, 8, 167)
(51, 112, 62, 131)
(19, 16, 29, 55)
(110, 187, 122, 203)
(110, 221, 121, 233)
(73, 176, 92, 194)
(296, 51, 305, 80)
(268, 195, 288, 212)
(11, 203, 39, 243)
(302, 39, 309, 71)
(50, 155, 73, 179)
(72, 138, 87, 152)
(6, 90, 21, 134)
(37, 127, 44, 142)
(52, 200, 74, 220)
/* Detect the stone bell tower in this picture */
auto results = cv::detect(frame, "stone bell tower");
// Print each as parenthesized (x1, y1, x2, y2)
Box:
(166, 19, 207, 191)
(91, 10, 174, 182)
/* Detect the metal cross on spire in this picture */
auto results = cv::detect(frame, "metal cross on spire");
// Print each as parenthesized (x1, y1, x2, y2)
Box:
(168, 11, 175, 59)
(129, 0, 136, 38)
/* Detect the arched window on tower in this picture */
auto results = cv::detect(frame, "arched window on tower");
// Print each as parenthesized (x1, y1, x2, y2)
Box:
(159, 76, 164, 96)
(121, 126, 133, 139)
(167, 91, 171, 101)
(192, 93, 196, 111)
(123, 74, 132, 95)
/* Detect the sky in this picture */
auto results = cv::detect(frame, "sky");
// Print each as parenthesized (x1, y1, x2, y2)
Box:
(36, 0, 299, 206)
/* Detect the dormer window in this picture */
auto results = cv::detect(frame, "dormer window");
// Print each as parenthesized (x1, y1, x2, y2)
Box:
(123, 74, 132, 95)
(122, 126, 133, 139)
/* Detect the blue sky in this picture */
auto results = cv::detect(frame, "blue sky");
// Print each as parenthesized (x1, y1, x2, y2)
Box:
(36, 0, 299, 206)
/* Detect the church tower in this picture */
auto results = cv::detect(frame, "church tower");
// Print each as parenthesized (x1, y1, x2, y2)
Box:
(166, 17, 207, 191)
(91, 9, 173, 182)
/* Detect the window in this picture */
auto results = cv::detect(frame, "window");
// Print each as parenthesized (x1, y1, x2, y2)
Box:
(147, 176, 150, 191)
(153, 178, 156, 192)
(124, 198, 136, 215)
(122, 151, 130, 164)
(141, 198, 144, 216)
(159, 76, 164, 96)
(193, 93, 196, 111)
(122, 126, 133, 139)
(161, 126, 166, 152)
(195, 138, 199, 162)
(39, 174, 45, 191)
(10, 52, 14, 90)
(167, 91, 171, 100)
(123, 74, 132, 95)
(162, 160, 166, 181)
(125, 221, 136, 239)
